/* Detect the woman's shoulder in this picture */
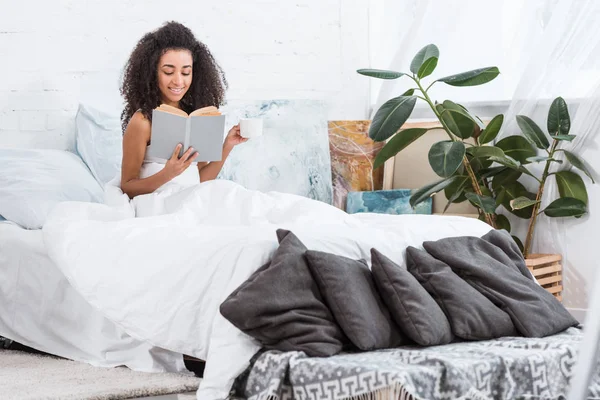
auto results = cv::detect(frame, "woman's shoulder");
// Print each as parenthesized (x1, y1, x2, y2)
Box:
(128, 110, 151, 129)
(124, 110, 151, 142)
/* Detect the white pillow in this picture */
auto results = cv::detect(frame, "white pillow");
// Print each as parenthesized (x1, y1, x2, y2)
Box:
(0, 149, 104, 229)
(76, 103, 123, 185)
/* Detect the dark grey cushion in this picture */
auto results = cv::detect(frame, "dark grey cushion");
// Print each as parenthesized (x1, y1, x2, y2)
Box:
(422, 234, 578, 338)
(481, 229, 534, 280)
(305, 250, 405, 351)
(219, 229, 348, 357)
(406, 246, 518, 340)
(371, 248, 452, 346)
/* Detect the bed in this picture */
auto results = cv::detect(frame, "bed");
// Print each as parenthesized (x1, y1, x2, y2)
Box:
(2, 102, 598, 400)
(0, 103, 191, 374)
(0, 220, 187, 374)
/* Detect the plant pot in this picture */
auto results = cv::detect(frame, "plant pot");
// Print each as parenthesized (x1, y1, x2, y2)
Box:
(525, 254, 563, 302)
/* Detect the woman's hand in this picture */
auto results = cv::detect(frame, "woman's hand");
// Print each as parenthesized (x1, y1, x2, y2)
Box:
(224, 124, 248, 149)
(163, 144, 198, 180)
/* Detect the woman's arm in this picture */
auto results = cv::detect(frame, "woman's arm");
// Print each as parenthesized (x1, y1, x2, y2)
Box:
(198, 123, 247, 182)
(198, 143, 234, 182)
(120, 112, 196, 198)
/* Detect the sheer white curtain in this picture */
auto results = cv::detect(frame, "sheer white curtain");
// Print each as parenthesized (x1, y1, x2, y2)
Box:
(368, 0, 553, 117)
(369, 0, 600, 315)
(500, 0, 600, 316)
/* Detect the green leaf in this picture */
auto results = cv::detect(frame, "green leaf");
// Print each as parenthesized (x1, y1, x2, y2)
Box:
(488, 154, 521, 170)
(369, 96, 417, 142)
(479, 114, 504, 144)
(443, 175, 470, 209)
(465, 192, 497, 213)
(555, 171, 588, 205)
(428, 141, 466, 178)
(467, 146, 505, 159)
(418, 57, 438, 79)
(437, 67, 500, 87)
(543, 197, 587, 217)
(410, 44, 440, 75)
(495, 214, 511, 232)
(444, 187, 466, 213)
(495, 135, 537, 163)
(410, 176, 459, 208)
(468, 155, 492, 174)
(442, 100, 484, 128)
(458, 100, 485, 130)
(373, 128, 429, 169)
(547, 96, 570, 135)
(510, 196, 540, 210)
(550, 134, 576, 141)
(516, 115, 550, 150)
(526, 156, 562, 164)
(488, 154, 537, 180)
(457, 103, 486, 129)
(436, 105, 476, 139)
(496, 182, 536, 219)
(480, 166, 508, 180)
(479, 184, 493, 198)
(512, 235, 525, 252)
(563, 150, 595, 183)
(357, 69, 405, 80)
(491, 168, 522, 191)
(401, 88, 415, 96)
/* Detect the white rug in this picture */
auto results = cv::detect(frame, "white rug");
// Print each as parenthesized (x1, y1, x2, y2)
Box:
(0, 350, 200, 400)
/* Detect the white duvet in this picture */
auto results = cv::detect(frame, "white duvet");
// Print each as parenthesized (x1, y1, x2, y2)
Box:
(43, 166, 492, 400)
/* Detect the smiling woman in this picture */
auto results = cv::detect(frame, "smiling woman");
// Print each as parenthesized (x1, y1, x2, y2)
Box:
(157, 50, 193, 107)
(118, 21, 247, 198)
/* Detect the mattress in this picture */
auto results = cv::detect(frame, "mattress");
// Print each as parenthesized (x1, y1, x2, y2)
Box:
(0, 222, 187, 374)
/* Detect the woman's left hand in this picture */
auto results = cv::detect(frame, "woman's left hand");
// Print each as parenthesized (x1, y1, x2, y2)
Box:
(224, 124, 248, 149)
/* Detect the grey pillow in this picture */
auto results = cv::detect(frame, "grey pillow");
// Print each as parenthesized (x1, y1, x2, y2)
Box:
(219, 229, 348, 357)
(370, 248, 452, 346)
(422, 234, 578, 338)
(305, 250, 405, 351)
(406, 246, 518, 340)
(481, 229, 534, 280)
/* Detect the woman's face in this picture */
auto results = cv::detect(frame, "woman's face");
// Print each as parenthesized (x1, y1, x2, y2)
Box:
(157, 49, 193, 107)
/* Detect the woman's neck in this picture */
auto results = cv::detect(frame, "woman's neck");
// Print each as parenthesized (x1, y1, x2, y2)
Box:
(161, 99, 180, 109)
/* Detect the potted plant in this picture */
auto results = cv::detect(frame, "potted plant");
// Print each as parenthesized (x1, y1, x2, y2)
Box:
(357, 44, 538, 241)
(358, 47, 594, 301)
(506, 97, 594, 299)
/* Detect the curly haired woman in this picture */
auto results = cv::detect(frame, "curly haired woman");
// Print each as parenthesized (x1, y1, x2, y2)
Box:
(119, 21, 247, 198)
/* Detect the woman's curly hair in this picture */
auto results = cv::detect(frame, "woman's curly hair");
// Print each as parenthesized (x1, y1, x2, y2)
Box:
(120, 21, 227, 132)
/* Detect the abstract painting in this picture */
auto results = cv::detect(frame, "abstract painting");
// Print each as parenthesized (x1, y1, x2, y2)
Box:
(218, 100, 333, 204)
(328, 121, 385, 210)
(346, 189, 432, 215)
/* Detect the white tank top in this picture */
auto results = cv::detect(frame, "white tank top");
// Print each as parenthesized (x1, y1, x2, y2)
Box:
(139, 159, 200, 188)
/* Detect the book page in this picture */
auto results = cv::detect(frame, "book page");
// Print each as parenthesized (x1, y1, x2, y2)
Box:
(188, 115, 226, 162)
(189, 106, 219, 117)
(158, 104, 188, 117)
(146, 110, 188, 163)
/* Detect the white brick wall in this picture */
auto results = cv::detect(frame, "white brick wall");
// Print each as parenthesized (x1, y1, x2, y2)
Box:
(0, 0, 371, 150)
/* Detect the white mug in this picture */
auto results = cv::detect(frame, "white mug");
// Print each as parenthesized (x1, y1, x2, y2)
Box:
(239, 118, 263, 138)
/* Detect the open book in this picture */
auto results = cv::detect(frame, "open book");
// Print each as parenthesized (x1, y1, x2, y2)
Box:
(146, 104, 226, 163)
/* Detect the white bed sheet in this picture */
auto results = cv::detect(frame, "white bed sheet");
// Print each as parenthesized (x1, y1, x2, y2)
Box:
(44, 178, 495, 399)
(0, 222, 188, 374)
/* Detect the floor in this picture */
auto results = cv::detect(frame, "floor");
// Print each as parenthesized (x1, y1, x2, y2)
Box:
(3, 339, 203, 400)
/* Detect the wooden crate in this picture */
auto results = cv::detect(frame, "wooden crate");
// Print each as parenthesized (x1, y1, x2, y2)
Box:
(525, 254, 563, 302)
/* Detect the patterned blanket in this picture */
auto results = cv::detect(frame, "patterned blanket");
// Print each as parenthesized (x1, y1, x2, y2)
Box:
(237, 328, 600, 400)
